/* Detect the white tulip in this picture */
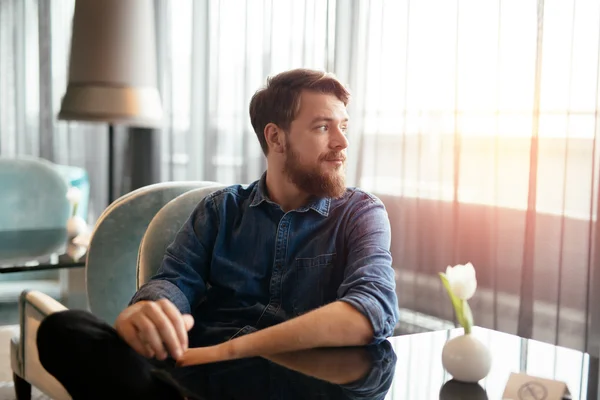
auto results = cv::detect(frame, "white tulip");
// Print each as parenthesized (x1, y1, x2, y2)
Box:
(66, 187, 82, 204)
(445, 262, 477, 300)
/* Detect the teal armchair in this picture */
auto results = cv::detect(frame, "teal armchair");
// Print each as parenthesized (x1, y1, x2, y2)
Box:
(0, 157, 90, 229)
(0, 156, 89, 398)
(0, 157, 90, 265)
(10, 181, 224, 400)
(0, 157, 70, 232)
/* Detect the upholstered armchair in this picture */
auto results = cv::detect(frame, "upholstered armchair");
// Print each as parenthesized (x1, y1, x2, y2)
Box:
(0, 157, 90, 231)
(10, 181, 224, 400)
(0, 156, 92, 308)
(0, 157, 70, 233)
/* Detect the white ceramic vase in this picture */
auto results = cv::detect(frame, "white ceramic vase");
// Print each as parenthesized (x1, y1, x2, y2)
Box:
(442, 334, 491, 383)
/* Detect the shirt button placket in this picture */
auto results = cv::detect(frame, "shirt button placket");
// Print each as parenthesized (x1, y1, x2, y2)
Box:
(264, 214, 291, 322)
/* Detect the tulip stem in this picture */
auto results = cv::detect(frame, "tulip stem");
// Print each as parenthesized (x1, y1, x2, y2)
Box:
(439, 273, 474, 334)
(461, 299, 473, 334)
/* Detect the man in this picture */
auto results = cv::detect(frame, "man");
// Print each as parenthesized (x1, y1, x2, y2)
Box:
(37, 68, 399, 398)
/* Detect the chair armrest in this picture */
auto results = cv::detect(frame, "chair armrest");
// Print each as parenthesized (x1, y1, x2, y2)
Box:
(17, 290, 71, 399)
(20, 289, 68, 318)
(19, 289, 68, 372)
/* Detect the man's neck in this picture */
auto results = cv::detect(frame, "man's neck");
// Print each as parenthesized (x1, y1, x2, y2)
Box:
(265, 168, 311, 212)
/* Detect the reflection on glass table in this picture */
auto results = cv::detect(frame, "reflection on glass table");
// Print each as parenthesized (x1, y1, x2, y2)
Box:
(151, 327, 595, 399)
(387, 327, 595, 400)
(159, 341, 396, 400)
(0, 228, 86, 273)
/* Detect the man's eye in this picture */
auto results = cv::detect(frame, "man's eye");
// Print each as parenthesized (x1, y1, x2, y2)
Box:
(316, 125, 328, 131)
(341, 126, 348, 133)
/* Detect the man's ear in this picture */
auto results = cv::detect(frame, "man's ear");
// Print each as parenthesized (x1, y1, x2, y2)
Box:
(264, 123, 286, 154)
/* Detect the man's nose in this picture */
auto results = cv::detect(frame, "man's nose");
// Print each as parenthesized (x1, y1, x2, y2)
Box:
(330, 127, 349, 150)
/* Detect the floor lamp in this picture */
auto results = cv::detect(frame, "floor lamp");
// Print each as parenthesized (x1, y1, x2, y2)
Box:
(57, 0, 163, 205)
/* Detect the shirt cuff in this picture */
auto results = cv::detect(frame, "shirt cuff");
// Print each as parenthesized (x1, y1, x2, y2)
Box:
(129, 280, 191, 314)
(339, 294, 396, 344)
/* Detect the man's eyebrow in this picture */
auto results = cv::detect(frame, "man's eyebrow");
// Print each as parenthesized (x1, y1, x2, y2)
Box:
(310, 116, 350, 124)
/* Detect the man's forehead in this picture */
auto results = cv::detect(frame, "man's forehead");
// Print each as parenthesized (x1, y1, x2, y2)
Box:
(297, 92, 348, 119)
(308, 115, 350, 124)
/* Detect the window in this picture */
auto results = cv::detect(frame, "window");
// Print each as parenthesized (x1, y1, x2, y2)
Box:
(354, 0, 599, 220)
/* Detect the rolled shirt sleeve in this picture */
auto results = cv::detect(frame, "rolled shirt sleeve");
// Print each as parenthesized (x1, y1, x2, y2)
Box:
(338, 194, 399, 344)
(129, 195, 219, 314)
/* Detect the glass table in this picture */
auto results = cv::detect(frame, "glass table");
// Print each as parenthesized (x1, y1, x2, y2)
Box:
(0, 228, 86, 273)
(385, 327, 595, 399)
(161, 327, 596, 399)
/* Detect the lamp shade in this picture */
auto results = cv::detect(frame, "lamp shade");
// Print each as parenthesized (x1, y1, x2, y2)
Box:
(58, 0, 163, 128)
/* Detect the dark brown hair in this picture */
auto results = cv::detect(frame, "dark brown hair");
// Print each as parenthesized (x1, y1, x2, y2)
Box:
(249, 68, 350, 155)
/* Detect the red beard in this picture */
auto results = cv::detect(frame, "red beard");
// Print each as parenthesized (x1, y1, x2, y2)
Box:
(283, 145, 347, 199)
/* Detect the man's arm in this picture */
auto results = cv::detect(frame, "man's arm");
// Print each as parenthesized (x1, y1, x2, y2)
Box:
(116, 195, 219, 360)
(179, 194, 398, 366)
(177, 301, 373, 366)
(129, 195, 219, 313)
(337, 194, 400, 344)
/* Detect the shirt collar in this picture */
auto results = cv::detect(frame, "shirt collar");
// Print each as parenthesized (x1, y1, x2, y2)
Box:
(249, 173, 269, 208)
(250, 172, 331, 217)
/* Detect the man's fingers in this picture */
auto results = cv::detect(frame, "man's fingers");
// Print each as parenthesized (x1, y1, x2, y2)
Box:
(144, 344, 156, 359)
(119, 323, 154, 358)
(183, 314, 195, 331)
(115, 300, 190, 361)
(142, 302, 182, 359)
(158, 299, 188, 352)
(132, 314, 168, 360)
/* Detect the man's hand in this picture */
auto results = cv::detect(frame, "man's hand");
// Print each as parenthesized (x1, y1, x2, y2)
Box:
(115, 299, 194, 361)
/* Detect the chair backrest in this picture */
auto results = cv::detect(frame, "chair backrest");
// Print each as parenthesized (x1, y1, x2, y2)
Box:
(0, 157, 69, 231)
(85, 181, 218, 324)
(137, 184, 226, 287)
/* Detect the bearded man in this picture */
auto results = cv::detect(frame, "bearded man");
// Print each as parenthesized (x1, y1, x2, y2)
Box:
(37, 68, 399, 399)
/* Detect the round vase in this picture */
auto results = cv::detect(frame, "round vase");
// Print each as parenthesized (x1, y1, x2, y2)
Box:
(442, 334, 491, 383)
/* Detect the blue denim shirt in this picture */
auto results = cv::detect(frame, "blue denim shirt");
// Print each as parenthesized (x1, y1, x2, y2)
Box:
(131, 174, 399, 347)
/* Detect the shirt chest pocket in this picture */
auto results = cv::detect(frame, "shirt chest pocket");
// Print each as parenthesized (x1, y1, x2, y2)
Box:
(292, 253, 338, 316)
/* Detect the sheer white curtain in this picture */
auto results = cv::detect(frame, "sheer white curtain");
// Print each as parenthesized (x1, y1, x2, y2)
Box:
(0, 0, 40, 156)
(0, 0, 108, 221)
(155, 0, 334, 185)
(334, 0, 600, 355)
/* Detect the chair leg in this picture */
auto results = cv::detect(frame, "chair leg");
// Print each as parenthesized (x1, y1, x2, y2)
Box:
(13, 373, 31, 400)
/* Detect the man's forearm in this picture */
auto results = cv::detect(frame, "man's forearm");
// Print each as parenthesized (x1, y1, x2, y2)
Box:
(227, 301, 374, 357)
(178, 301, 373, 366)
